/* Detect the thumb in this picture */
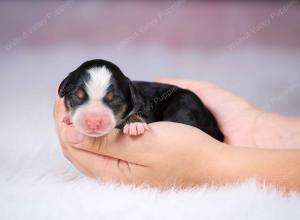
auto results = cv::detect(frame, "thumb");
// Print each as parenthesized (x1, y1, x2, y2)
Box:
(62, 126, 84, 144)
(63, 127, 149, 184)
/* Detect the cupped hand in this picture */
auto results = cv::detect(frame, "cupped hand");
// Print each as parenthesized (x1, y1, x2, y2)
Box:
(158, 78, 266, 147)
(54, 79, 300, 188)
(54, 95, 222, 187)
(159, 78, 300, 149)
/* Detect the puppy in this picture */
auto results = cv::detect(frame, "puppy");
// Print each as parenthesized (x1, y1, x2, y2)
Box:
(58, 59, 224, 141)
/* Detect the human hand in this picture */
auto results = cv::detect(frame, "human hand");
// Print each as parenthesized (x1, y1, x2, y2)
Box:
(159, 78, 262, 147)
(54, 84, 300, 190)
(53, 95, 223, 187)
(159, 78, 300, 149)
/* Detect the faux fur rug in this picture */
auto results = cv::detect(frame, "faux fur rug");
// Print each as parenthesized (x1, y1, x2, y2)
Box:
(1, 46, 300, 219)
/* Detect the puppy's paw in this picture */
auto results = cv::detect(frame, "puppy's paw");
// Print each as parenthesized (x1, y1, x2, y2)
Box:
(62, 116, 72, 125)
(123, 122, 149, 136)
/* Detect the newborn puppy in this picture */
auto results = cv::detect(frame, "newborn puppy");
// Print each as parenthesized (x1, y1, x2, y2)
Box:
(58, 59, 224, 141)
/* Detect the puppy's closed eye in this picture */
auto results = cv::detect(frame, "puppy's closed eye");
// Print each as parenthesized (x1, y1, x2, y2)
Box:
(72, 88, 86, 102)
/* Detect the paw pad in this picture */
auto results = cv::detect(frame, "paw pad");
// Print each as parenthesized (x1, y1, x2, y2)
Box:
(123, 122, 149, 136)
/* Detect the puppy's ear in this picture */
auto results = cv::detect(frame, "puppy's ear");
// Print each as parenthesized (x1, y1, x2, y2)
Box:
(127, 79, 145, 114)
(58, 74, 73, 97)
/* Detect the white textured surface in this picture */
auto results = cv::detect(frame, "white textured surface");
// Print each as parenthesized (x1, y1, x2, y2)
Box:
(0, 46, 300, 219)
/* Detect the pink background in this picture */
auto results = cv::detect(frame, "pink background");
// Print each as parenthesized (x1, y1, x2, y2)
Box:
(0, 1, 299, 116)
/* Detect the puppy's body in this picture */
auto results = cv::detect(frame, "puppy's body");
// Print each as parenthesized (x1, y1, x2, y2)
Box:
(129, 81, 224, 141)
(59, 59, 224, 141)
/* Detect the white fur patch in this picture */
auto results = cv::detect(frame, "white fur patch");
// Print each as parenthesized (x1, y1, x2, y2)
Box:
(69, 66, 116, 137)
(85, 66, 112, 100)
(72, 101, 117, 137)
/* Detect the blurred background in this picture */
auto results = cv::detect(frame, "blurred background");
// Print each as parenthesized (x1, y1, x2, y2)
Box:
(0, 0, 299, 140)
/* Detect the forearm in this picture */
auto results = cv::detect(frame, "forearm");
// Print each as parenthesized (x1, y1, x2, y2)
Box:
(205, 144, 300, 192)
(255, 113, 300, 149)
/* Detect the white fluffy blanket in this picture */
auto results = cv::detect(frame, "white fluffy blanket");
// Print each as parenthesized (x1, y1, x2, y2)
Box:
(1, 47, 300, 219)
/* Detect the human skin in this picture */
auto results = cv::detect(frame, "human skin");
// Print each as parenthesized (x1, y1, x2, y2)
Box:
(53, 78, 300, 191)
(158, 78, 300, 149)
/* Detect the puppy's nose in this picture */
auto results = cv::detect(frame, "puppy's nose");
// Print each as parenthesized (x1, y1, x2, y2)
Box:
(86, 119, 102, 130)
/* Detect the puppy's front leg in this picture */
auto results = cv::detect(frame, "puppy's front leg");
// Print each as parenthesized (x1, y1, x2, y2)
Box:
(123, 113, 149, 136)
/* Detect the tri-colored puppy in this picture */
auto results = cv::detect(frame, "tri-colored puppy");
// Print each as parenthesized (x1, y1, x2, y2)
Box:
(58, 59, 224, 141)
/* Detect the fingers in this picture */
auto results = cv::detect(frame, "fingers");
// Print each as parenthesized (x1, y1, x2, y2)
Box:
(158, 77, 214, 91)
(56, 109, 148, 183)
(59, 116, 149, 184)
(158, 77, 192, 90)
(158, 77, 246, 112)
(62, 125, 83, 144)
(53, 84, 80, 164)
(53, 88, 151, 165)
(53, 95, 69, 134)
(158, 77, 246, 106)
(158, 77, 222, 114)
(71, 129, 152, 165)
(55, 98, 68, 123)
(53, 86, 138, 183)
(67, 145, 147, 184)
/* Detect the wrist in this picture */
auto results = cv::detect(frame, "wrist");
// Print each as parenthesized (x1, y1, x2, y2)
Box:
(191, 140, 230, 186)
(198, 143, 300, 191)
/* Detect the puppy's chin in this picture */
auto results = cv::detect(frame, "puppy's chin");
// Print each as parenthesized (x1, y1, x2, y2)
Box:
(74, 123, 116, 137)
(84, 128, 114, 137)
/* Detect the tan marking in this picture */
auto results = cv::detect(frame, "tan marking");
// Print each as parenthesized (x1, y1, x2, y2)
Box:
(126, 113, 145, 123)
(105, 91, 114, 101)
(115, 104, 128, 121)
(76, 88, 85, 99)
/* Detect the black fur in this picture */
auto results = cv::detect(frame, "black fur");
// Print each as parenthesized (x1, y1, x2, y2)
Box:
(59, 59, 224, 142)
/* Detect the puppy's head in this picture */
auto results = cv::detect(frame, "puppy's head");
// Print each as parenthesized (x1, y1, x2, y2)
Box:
(58, 59, 133, 137)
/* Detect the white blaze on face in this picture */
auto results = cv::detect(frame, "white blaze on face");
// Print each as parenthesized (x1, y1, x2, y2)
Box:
(72, 66, 117, 137)
(85, 66, 112, 100)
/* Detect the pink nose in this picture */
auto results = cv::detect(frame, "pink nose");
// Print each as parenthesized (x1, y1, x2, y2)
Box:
(86, 119, 102, 130)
